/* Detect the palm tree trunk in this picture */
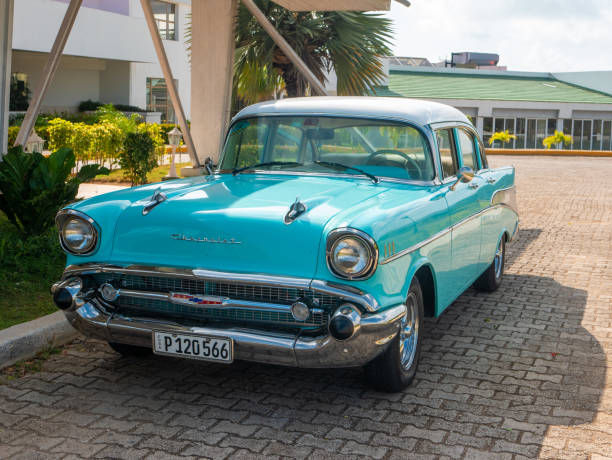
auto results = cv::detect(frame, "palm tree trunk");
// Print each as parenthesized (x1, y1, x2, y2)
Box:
(282, 68, 299, 97)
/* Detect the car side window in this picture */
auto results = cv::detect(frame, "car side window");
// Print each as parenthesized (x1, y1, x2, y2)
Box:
(475, 137, 488, 169)
(457, 129, 478, 170)
(435, 128, 458, 179)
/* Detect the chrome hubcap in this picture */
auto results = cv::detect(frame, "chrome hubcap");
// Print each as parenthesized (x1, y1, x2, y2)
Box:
(494, 239, 504, 279)
(399, 292, 419, 370)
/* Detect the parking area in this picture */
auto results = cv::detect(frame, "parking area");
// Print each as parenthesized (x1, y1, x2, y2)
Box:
(1, 155, 611, 460)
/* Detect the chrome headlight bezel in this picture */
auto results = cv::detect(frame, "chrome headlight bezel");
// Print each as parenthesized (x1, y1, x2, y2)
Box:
(326, 228, 378, 280)
(56, 209, 100, 256)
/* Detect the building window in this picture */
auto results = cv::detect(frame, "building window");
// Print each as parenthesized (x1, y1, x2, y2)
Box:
(592, 120, 602, 150)
(490, 117, 518, 148)
(482, 117, 493, 146)
(151, 0, 176, 40)
(515, 118, 526, 149)
(602, 121, 612, 151)
(10, 72, 30, 111)
(146, 77, 176, 122)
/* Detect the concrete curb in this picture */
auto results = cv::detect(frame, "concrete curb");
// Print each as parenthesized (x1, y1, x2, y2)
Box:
(0, 311, 78, 370)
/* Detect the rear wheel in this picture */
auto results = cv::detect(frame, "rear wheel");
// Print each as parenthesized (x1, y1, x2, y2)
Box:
(108, 342, 151, 357)
(364, 277, 424, 392)
(474, 236, 506, 292)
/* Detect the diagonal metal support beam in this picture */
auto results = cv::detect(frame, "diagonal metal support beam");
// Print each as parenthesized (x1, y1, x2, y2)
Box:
(241, 0, 328, 97)
(140, 0, 200, 168)
(15, 0, 82, 147)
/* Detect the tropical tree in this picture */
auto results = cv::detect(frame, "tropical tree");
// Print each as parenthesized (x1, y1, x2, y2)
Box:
(185, 2, 393, 104)
(234, 1, 392, 101)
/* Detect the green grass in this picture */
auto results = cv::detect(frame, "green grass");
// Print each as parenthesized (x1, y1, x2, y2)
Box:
(89, 162, 191, 184)
(0, 213, 66, 330)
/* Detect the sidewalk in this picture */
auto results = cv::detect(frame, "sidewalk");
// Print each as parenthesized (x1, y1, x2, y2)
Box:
(78, 183, 128, 199)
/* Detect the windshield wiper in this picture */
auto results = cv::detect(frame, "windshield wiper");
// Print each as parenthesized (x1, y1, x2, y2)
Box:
(314, 161, 379, 184)
(232, 161, 303, 176)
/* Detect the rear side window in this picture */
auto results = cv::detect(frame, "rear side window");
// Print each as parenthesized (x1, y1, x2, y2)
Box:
(435, 129, 458, 178)
(476, 137, 488, 169)
(457, 129, 478, 170)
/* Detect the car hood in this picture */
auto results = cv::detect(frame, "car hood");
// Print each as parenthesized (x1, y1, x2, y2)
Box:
(91, 174, 389, 278)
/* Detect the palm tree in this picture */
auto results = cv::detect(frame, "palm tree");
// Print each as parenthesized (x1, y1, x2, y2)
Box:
(234, 0, 393, 100)
(185, 3, 393, 104)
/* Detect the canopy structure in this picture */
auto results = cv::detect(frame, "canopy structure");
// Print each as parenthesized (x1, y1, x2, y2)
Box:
(0, 0, 400, 167)
(273, 1, 391, 11)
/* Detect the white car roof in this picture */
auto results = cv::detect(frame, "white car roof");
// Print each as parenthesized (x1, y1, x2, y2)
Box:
(233, 96, 471, 126)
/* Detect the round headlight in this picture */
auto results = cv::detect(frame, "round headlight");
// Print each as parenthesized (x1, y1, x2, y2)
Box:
(61, 216, 96, 254)
(327, 230, 377, 280)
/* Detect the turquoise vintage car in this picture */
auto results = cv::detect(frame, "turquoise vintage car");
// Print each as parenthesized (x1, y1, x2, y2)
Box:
(52, 97, 518, 392)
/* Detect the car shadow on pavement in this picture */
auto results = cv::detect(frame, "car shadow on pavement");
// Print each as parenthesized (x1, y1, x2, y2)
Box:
(82, 226, 603, 458)
(6, 226, 604, 458)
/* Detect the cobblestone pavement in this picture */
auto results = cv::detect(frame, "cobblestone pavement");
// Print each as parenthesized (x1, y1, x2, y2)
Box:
(1, 156, 611, 460)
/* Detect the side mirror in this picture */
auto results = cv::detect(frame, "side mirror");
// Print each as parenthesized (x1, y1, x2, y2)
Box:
(450, 166, 474, 191)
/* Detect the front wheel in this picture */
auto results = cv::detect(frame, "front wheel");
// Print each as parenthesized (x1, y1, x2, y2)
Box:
(364, 277, 424, 392)
(473, 236, 506, 292)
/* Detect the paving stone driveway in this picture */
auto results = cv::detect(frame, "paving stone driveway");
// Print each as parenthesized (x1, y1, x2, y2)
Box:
(1, 156, 611, 460)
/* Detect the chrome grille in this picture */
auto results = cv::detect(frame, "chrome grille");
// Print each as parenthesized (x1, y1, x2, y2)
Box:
(91, 273, 339, 328)
(92, 273, 340, 309)
(118, 296, 327, 327)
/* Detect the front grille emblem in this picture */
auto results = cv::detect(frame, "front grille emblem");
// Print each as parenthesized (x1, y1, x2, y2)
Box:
(169, 292, 228, 306)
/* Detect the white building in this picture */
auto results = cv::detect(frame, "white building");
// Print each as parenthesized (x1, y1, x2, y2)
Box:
(11, 0, 191, 121)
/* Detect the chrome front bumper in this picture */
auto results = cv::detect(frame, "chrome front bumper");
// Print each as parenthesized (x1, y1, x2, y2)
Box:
(64, 299, 406, 368)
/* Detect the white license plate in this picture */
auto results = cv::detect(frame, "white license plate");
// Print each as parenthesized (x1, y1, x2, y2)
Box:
(153, 331, 233, 363)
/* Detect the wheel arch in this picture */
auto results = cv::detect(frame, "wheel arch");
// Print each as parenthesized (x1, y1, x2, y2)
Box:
(409, 261, 437, 318)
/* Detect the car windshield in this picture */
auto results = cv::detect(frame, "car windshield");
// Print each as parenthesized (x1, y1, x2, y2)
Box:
(219, 116, 435, 182)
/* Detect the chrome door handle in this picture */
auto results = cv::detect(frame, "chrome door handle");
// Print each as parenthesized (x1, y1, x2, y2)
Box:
(468, 183, 479, 189)
(487, 178, 496, 184)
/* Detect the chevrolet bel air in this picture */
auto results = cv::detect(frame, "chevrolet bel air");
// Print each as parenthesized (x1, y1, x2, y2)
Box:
(52, 97, 518, 392)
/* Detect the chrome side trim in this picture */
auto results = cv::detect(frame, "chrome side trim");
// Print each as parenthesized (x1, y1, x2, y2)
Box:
(62, 264, 380, 312)
(380, 226, 452, 265)
(380, 203, 519, 265)
(491, 185, 518, 215)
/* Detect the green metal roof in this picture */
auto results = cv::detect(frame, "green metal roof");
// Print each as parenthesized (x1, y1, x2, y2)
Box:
(375, 70, 612, 104)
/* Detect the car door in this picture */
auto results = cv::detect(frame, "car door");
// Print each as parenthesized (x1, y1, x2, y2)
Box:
(473, 135, 510, 269)
(437, 127, 483, 294)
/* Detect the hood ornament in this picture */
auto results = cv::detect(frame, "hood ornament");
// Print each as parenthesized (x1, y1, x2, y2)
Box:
(142, 189, 167, 215)
(284, 197, 307, 224)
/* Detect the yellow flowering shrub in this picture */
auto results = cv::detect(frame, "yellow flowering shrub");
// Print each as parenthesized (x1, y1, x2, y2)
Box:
(47, 118, 74, 151)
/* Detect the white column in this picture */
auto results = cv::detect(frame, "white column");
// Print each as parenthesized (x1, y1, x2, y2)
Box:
(556, 118, 563, 132)
(0, 0, 12, 156)
(187, 0, 238, 169)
